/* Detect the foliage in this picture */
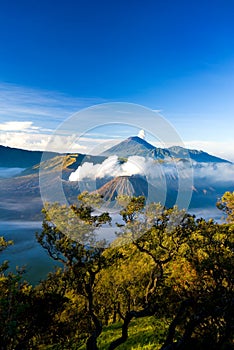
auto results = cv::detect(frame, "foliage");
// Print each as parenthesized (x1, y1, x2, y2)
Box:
(36, 194, 112, 349)
(1, 193, 233, 349)
(0, 237, 13, 273)
(217, 191, 234, 223)
(160, 218, 234, 349)
(0, 238, 68, 350)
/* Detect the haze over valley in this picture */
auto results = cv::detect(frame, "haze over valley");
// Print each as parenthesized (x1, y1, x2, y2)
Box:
(1, 133, 233, 282)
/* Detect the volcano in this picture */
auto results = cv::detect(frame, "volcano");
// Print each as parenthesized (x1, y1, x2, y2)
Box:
(94, 175, 149, 203)
(101, 136, 229, 163)
(102, 136, 170, 159)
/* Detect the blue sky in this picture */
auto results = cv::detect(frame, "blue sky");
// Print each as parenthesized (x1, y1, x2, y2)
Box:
(0, 0, 234, 160)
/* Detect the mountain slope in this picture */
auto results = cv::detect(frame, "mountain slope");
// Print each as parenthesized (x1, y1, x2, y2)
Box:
(101, 136, 230, 163)
(102, 136, 170, 159)
(95, 175, 149, 202)
(1, 139, 229, 173)
(168, 146, 230, 163)
(0, 145, 59, 168)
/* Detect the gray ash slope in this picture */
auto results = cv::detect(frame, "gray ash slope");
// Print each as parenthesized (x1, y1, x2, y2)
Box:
(94, 175, 149, 202)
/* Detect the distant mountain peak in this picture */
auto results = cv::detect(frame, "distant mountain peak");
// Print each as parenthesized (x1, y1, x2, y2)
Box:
(168, 146, 230, 163)
(101, 135, 157, 158)
(127, 135, 153, 146)
(101, 136, 230, 163)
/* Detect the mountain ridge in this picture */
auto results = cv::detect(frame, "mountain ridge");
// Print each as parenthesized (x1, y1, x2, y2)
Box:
(102, 136, 172, 159)
(168, 146, 229, 163)
(102, 136, 230, 163)
(0, 145, 59, 168)
(0, 140, 233, 221)
(0, 139, 230, 171)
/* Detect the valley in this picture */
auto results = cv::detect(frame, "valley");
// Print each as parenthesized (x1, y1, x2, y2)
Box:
(0, 137, 233, 221)
(0, 137, 233, 283)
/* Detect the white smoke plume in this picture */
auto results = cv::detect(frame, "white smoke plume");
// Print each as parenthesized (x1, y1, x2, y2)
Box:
(137, 129, 145, 140)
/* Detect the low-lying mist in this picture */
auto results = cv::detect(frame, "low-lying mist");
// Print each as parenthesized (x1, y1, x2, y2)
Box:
(69, 155, 234, 184)
(0, 167, 25, 178)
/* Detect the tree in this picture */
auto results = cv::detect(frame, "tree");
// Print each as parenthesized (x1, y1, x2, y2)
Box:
(0, 237, 13, 273)
(95, 243, 154, 326)
(35, 194, 234, 349)
(105, 197, 234, 349)
(108, 198, 192, 349)
(217, 191, 234, 223)
(0, 237, 68, 350)
(160, 218, 234, 349)
(36, 194, 112, 350)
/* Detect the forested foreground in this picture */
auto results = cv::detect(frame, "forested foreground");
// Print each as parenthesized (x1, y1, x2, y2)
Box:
(0, 192, 234, 350)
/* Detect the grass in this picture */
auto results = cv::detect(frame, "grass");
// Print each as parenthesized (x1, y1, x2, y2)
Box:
(79, 316, 168, 349)
(41, 316, 168, 349)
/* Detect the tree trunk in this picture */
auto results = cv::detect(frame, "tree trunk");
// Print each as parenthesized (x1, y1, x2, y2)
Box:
(85, 274, 102, 350)
(160, 299, 194, 350)
(108, 304, 158, 350)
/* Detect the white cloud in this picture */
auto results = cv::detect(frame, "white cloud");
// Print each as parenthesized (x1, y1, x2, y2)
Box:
(0, 120, 121, 153)
(0, 83, 233, 163)
(0, 121, 39, 132)
(192, 162, 234, 183)
(0, 82, 106, 151)
(69, 155, 234, 185)
(69, 155, 189, 181)
(69, 155, 144, 181)
(0, 131, 88, 153)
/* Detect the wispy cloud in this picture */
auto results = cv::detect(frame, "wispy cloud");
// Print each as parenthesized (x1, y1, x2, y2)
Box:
(1, 83, 233, 162)
(0, 82, 107, 151)
(0, 82, 105, 127)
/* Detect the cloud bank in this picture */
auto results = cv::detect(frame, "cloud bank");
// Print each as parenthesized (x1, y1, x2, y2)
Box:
(69, 156, 156, 181)
(69, 155, 234, 184)
(69, 156, 190, 182)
